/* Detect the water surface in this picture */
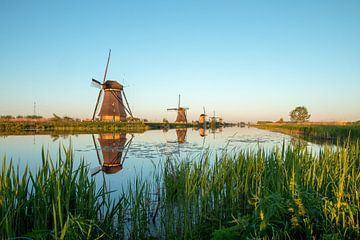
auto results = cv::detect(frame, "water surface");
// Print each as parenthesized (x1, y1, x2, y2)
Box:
(0, 127, 322, 193)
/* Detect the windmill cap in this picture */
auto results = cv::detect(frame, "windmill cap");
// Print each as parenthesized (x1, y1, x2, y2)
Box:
(104, 80, 123, 90)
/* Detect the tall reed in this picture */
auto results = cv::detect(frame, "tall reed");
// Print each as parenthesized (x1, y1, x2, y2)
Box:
(0, 146, 123, 239)
(1, 141, 359, 239)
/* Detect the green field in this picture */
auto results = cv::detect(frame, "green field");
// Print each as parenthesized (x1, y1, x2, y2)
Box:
(1, 142, 359, 239)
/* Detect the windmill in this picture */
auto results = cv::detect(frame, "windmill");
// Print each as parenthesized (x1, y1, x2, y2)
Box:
(167, 94, 189, 123)
(91, 49, 133, 122)
(91, 133, 134, 176)
(209, 111, 222, 128)
(199, 106, 207, 137)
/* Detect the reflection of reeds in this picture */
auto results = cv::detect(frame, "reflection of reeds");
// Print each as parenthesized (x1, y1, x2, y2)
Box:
(1, 141, 360, 239)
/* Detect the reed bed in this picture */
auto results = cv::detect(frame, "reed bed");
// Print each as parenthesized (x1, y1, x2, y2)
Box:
(1, 141, 359, 239)
(255, 123, 360, 142)
(0, 146, 124, 239)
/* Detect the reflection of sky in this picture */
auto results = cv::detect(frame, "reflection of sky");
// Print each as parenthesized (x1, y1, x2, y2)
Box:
(0, 127, 324, 195)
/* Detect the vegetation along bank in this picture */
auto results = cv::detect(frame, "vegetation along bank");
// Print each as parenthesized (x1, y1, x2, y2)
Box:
(1, 141, 359, 239)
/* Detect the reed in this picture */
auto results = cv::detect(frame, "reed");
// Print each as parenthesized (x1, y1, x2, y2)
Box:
(255, 123, 360, 142)
(0, 146, 124, 239)
(1, 141, 359, 239)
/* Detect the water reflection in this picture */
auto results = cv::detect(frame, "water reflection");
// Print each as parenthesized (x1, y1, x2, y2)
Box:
(91, 133, 134, 176)
(166, 128, 187, 144)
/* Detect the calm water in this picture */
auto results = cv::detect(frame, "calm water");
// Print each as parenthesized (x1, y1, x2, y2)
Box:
(0, 127, 322, 193)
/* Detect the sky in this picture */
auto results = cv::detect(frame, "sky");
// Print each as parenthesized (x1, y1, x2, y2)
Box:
(0, 0, 359, 122)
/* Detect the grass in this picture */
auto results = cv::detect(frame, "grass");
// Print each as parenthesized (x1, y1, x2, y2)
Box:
(0, 121, 147, 135)
(1, 141, 359, 239)
(254, 123, 360, 142)
(0, 146, 124, 239)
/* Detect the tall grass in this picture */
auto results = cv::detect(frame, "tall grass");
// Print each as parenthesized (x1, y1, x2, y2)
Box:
(158, 141, 359, 239)
(0, 146, 124, 239)
(1, 141, 359, 239)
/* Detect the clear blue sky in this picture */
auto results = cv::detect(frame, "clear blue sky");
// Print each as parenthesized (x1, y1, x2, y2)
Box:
(1, 0, 359, 122)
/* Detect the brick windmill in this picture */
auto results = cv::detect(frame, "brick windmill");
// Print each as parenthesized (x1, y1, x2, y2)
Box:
(167, 94, 189, 123)
(91, 49, 133, 122)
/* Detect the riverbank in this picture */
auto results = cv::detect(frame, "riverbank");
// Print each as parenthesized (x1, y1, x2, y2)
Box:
(253, 122, 360, 142)
(0, 120, 235, 136)
(1, 142, 359, 239)
(0, 120, 148, 135)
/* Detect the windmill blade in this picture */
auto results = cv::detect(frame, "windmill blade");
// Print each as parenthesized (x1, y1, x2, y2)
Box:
(121, 134, 134, 165)
(109, 90, 133, 116)
(91, 78, 103, 89)
(167, 108, 178, 111)
(91, 166, 102, 176)
(92, 49, 111, 121)
(92, 89, 103, 120)
(102, 49, 111, 84)
(178, 94, 181, 108)
(203, 106, 206, 115)
(184, 107, 189, 110)
(122, 90, 133, 117)
(92, 134, 103, 166)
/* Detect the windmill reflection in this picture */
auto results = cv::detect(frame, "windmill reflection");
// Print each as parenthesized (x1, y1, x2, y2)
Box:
(199, 128, 206, 137)
(91, 133, 134, 176)
(176, 128, 187, 144)
(163, 128, 188, 156)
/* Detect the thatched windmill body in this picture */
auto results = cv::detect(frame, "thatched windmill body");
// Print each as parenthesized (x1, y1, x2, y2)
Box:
(91, 50, 133, 122)
(167, 95, 189, 123)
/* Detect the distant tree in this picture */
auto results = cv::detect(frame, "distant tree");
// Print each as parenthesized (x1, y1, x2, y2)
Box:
(0, 115, 13, 119)
(289, 106, 311, 122)
(25, 115, 43, 119)
(277, 117, 284, 123)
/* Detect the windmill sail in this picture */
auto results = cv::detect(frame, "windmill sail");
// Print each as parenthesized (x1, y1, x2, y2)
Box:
(92, 49, 111, 120)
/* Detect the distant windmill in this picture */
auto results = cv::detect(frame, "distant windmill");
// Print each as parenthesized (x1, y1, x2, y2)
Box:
(167, 94, 189, 123)
(199, 106, 207, 126)
(91, 49, 133, 122)
(209, 111, 222, 127)
(199, 107, 207, 137)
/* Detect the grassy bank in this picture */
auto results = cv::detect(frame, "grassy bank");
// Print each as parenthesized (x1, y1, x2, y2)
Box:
(1, 142, 359, 239)
(254, 123, 360, 142)
(0, 121, 148, 135)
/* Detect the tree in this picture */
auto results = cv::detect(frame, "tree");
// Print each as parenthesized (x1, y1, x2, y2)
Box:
(289, 106, 311, 122)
